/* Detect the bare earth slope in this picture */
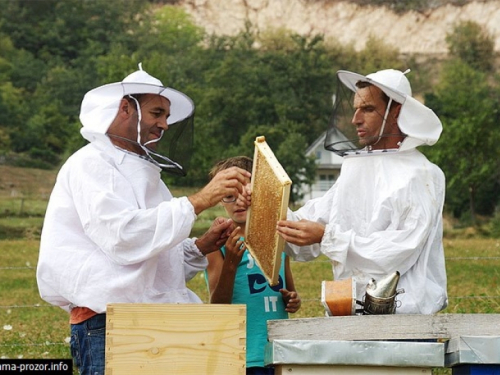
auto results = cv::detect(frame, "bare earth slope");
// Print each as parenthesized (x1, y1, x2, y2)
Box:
(178, 0, 500, 54)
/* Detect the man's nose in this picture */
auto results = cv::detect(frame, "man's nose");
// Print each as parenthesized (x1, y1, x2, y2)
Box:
(351, 109, 362, 125)
(159, 120, 169, 131)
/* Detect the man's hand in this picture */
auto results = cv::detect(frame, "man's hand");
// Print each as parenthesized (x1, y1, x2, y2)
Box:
(236, 182, 251, 208)
(188, 167, 251, 215)
(276, 219, 325, 246)
(195, 217, 235, 255)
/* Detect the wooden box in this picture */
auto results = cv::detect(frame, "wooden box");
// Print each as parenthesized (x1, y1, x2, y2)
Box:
(245, 136, 292, 286)
(106, 303, 246, 374)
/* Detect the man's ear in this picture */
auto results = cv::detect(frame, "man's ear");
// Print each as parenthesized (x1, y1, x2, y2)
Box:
(119, 98, 130, 116)
(393, 103, 402, 119)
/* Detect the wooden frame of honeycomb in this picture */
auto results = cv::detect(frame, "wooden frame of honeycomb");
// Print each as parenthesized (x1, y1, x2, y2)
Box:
(245, 136, 291, 286)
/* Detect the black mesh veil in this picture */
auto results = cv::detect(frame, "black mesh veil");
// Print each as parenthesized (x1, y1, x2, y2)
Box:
(145, 113, 194, 176)
(324, 81, 358, 156)
(325, 75, 404, 156)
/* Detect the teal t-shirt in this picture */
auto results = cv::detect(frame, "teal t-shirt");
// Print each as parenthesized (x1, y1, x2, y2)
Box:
(205, 245, 288, 367)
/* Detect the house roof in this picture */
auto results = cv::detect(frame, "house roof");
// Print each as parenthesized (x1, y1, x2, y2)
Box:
(306, 131, 344, 168)
(306, 132, 328, 155)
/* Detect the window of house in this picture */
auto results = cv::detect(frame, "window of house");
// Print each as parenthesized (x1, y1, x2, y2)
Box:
(318, 174, 335, 191)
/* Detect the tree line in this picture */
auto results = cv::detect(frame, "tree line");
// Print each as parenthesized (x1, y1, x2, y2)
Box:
(0, 0, 499, 226)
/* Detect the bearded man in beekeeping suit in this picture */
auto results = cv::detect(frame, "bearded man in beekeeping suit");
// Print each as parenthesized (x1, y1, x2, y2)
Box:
(277, 68, 447, 315)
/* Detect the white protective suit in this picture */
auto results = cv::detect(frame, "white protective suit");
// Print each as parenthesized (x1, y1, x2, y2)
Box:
(37, 66, 206, 313)
(285, 69, 448, 314)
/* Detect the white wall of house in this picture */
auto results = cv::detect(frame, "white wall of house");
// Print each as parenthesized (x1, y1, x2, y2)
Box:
(296, 132, 344, 204)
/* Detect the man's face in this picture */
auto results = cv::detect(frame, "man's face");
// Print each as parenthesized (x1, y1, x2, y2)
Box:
(110, 94, 171, 154)
(135, 94, 171, 150)
(352, 86, 401, 150)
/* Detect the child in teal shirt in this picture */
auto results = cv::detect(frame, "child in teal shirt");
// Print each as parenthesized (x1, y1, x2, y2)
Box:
(205, 156, 301, 375)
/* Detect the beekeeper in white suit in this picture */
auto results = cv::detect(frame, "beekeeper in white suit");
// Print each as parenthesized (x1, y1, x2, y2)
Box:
(277, 68, 447, 314)
(37, 64, 251, 374)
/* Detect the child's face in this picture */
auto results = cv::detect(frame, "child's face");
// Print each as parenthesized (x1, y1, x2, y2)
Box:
(221, 195, 248, 226)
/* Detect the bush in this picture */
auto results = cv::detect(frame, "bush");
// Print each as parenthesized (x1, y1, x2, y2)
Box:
(3, 152, 55, 170)
(490, 210, 500, 238)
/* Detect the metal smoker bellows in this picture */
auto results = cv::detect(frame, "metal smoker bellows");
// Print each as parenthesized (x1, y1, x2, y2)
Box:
(360, 271, 405, 315)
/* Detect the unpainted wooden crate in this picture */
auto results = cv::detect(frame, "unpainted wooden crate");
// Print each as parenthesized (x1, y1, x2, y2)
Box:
(106, 303, 246, 375)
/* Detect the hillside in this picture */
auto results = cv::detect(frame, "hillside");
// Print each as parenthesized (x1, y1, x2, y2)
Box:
(177, 0, 500, 55)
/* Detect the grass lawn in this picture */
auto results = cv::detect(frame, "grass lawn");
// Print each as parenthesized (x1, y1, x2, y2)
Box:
(2, 165, 500, 374)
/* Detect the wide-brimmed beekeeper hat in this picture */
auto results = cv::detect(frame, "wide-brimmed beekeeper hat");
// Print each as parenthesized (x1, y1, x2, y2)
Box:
(79, 63, 194, 143)
(336, 69, 442, 151)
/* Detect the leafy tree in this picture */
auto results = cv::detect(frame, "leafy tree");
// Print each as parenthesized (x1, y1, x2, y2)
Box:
(0, 33, 27, 156)
(445, 20, 495, 72)
(0, 81, 25, 136)
(11, 101, 71, 158)
(0, 33, 14, 81)
(355, 35, 407, 74)
(259, 33, 336, 144)
(146, 5, 205, 53)
(234, 122, 316, 204)
(9, 49, 48, 92)
(0, 0, 148, 66)
(425, 60, 500, 222)
(0, 0, 155, 167)
(424, 20, 499, 223)
(180, 29, 337, 186)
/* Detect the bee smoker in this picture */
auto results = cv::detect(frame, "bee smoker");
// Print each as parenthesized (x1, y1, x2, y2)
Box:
(357, 271, 405, 315)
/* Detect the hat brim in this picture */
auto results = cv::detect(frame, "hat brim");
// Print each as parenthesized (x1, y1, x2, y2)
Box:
(335, 70, 442, 149)
(337, 70, 406, 104)
(81, 81, 193, 126)
(79, 82, 195, 140)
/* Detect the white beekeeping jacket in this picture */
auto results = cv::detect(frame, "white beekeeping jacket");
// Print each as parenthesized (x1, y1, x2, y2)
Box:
(37, 139, 206, 313)
(285, 149, 448, 314)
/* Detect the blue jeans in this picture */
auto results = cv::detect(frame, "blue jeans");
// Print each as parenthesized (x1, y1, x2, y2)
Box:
(70, 314, 106, 375)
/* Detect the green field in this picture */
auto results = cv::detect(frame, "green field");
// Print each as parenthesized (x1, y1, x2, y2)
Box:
(1, 166, 500, 374)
